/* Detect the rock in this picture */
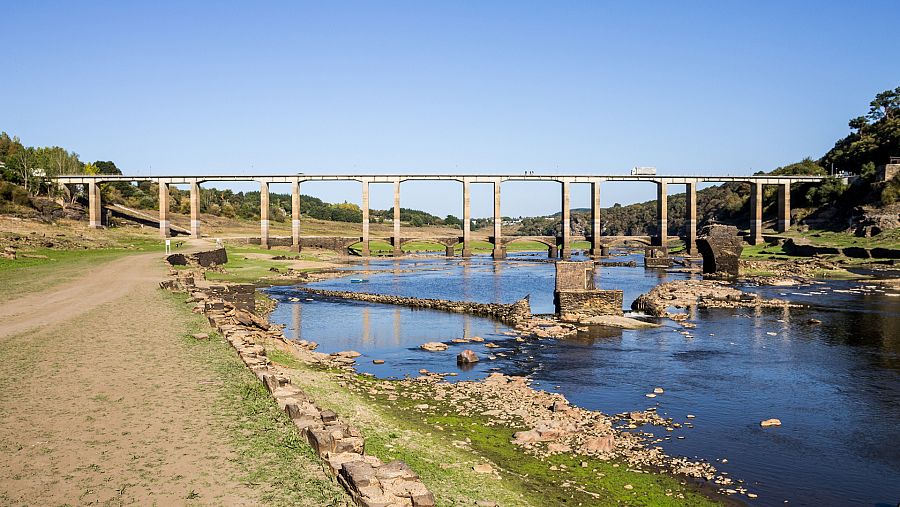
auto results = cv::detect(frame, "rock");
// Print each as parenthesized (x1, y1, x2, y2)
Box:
(457, 349, 479, 364)
(420, 342, 449, 352)
(760, 418, 781, 427)
(581, 435, 615, 454)
(470, 336, 485, 342)
(645, 393, 656, 398)
(475, 501, 499, 507)
(512, 430, 542, 444)
(333, 350, 361, 358)
(806, 318, 822, 325)
(372, 359, 385, 364)
(547, 442, 571, 453)
(191, 333, 209, 340)
(624, 484, 633, 490)
(472, 463, 493, 474)
(653, 387, 664, 394)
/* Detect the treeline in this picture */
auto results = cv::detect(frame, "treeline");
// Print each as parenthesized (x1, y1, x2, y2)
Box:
(516, 87, 900, 236)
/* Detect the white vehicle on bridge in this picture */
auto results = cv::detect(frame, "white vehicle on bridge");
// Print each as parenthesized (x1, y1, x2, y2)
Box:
(631, 166, 657, 176)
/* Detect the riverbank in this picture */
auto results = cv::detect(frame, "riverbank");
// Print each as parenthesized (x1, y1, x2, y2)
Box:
(0, 244, 347, 505)
(172, 259, 749, 505)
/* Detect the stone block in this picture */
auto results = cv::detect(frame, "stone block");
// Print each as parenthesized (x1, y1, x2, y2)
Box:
(554, 289, 623, 317)
(696, 225, 743, 277)
(555, 261, 595, 290)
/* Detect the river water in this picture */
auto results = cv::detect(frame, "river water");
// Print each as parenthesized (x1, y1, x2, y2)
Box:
(265, 253, 900, 506)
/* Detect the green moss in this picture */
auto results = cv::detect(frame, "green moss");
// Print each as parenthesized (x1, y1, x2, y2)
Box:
(287, 365, 721, 507)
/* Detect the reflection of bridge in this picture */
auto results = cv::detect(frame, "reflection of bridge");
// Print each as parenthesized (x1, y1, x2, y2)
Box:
(53, 173, 828, 258)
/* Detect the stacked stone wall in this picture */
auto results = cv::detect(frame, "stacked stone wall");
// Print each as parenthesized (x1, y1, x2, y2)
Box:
(299, 288, 532, 325)
(555, 290, 623, 317)
(161, 276, 436, 506)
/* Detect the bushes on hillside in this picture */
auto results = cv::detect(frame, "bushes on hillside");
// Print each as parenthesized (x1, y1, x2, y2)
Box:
(0, 181, 31, 206)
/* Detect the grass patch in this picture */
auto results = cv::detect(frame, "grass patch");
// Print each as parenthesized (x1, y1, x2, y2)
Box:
(0, 237, 165, 299)
(173, 295, 348, 506)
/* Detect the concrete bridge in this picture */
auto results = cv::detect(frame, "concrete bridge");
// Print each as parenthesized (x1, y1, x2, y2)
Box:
(53, 173, 828, 258)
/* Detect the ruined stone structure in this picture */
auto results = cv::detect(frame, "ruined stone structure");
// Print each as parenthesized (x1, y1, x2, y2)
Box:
(876, 162, 900, 182)
(696, 224, 743, 277)
(643, 246, 672, 268)
(299, 288, 532, 325)
(54, 173, 828, 258)
(165, 247, 228, 267)
(553, 261, 623, 317)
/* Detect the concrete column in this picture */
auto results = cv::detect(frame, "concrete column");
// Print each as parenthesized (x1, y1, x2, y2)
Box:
(361, 179, 370, 256)
(685, 181, 697, 255)
(462, 179, 472, 257)
(260, 181, 270, 249)
(560, 179, 571, 258)
(750, 181, 763, 245)
(88, 181, 101, 228)
(655, 181, 668, 247)
(492, 180, 505, 259)
(393, 180, 402, 256)
(589, 180, 602, 256)
(159, 181, 170, 238)
(777, 183, 790, 233)
(292, 179, 301, 251)
(190, 181, 201, 239)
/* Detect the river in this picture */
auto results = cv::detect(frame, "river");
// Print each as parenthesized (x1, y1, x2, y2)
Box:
(264, 253, 900, 506)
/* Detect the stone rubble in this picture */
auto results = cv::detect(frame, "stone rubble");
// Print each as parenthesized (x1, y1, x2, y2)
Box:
(631, 279, 798, 318)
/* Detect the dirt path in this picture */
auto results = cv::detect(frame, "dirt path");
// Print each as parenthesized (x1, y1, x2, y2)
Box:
(0, 250, 342, 505)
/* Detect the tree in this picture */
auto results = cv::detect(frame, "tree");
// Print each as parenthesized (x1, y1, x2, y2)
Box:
(867, 87, 900, 122)
(444, 214, 462, 228)
(94, 161, 121, 175)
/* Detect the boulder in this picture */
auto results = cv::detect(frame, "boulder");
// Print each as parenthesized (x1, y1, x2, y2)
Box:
(420, 342, 448, 352)
(457, 349, 479, 364)
(760, 418, 782, 427)
(581, 435, 615, 454)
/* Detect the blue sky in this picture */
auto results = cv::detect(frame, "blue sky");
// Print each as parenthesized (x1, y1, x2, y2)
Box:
(3, 1, 899, 217)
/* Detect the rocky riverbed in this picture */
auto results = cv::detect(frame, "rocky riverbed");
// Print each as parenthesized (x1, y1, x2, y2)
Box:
(631, 279, 798, 318)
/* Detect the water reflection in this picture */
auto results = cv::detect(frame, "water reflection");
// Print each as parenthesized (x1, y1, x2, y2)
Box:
(266, 255, 900, 506)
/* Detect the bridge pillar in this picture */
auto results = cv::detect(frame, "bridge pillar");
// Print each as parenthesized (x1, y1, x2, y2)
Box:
(260, 181, 270, 249)
(548, 245, 558, 258)
(292, 179, 301, 252)
(560, 179, 571, 259)
(777, 183, 790, 233)
(462, 179, 472, 257)
(88, 181, 101, 228)
(750, 181, 763, 245)
(393, 180, 402, 256)
(589, 180, 602, 256)
(445, 245, 454, 257)
(685, 181, 697, 255)
(158, 182, 170, 238)
(654, 181, 668, 247)
(361, 179, 370, 256)
(190, 181, 201, 239)
(492, 180, 505, 259)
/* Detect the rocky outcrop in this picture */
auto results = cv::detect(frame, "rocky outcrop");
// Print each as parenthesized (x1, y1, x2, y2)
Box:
(631, 279, 797, 317)
(299, 288, 532, 325)
(782, 238, 900, 259)
(696, 225, 743, 277)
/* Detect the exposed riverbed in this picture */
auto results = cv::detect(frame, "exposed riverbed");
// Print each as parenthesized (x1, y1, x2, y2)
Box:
(265, 253, 900, 506)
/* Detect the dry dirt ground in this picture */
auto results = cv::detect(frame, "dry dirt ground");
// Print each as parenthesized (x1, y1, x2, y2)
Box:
(0, 249, 341, 506)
